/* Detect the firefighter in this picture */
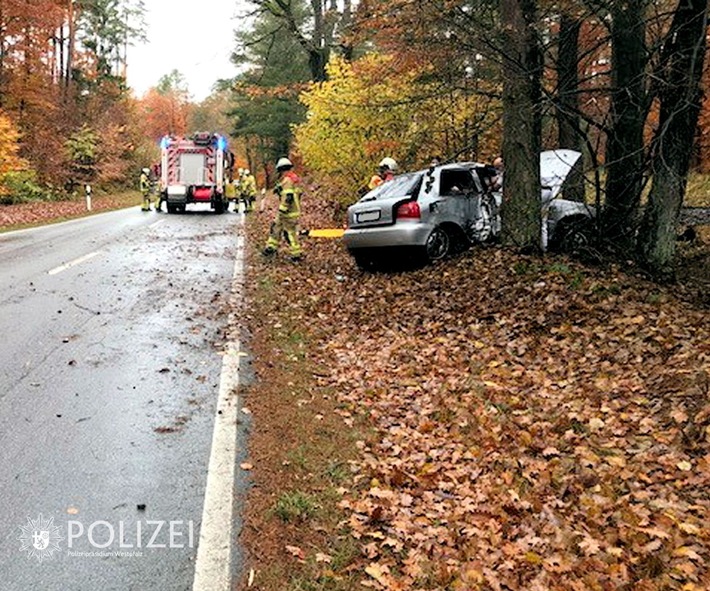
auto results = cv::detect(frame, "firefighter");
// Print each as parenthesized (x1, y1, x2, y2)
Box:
(224, 174, 237, 211)
(151, 163, 163, 212)
(368, 157, 397, 191)
(242, 169, 257, 213)
(262, 157, 303, 261)
(140, 168, 151, 211)
(232, 167, 243, 212)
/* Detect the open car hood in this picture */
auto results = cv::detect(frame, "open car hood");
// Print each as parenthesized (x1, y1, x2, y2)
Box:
(540, 149, 582, 202)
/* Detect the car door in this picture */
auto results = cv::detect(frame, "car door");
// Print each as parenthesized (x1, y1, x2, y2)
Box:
(426, 166, 497, 243)
(427, 167, 478, 225)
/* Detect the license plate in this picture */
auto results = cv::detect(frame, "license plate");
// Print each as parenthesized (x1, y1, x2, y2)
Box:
(356, 210, 381, 223)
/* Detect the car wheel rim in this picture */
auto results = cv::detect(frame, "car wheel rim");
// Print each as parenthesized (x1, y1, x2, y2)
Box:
(426, 229, 449, 261)
(565, 229, 589, 251)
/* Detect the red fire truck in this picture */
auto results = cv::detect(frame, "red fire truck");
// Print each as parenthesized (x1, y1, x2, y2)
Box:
(159, 132, 233, 214)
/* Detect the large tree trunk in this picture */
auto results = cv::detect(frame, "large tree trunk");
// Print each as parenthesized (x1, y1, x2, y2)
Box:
(602, 0, 648, 249)
(557, 13, 585, 203)
(637, 0, 708, 279)
(500, 0, 542, 252)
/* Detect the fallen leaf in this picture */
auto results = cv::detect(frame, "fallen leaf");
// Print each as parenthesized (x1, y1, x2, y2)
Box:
(285, 545, 305, 560)
(365, 562, 390, 585)
(542, 446, 560, 457)
(589, 418, 605, 431)
(578, 535, 601, 556)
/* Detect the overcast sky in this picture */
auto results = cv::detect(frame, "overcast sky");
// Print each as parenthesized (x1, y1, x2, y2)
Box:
(125, 0, 242, 102)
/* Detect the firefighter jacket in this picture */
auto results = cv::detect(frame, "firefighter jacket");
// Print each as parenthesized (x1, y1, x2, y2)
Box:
(275, 171, 302, 218)
(225, 180, 237, 199)
(242, 174, 257, 197)
(368, 174, 383, 191)
(140, 172, 150, 195)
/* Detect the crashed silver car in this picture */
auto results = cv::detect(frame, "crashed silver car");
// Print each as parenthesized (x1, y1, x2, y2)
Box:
(536, 149, 594, 252)
(344, 162, 499, 269)
(343, 149, 592, 269)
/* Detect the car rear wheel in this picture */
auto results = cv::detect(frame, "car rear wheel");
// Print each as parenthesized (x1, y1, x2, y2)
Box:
(550, 217, 593, 254)
(425, 227, 450, 262)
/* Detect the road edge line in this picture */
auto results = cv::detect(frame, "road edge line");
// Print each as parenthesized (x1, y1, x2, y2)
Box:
(192, 215, 245, 591)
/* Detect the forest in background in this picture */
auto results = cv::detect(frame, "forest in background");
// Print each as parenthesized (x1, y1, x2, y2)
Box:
(0, 0, 709, 276)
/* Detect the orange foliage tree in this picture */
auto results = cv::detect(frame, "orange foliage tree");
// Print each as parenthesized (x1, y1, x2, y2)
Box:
(138, 70, 192, 144)
(0, 0, 149, 195)
(0, 111, 27, 194)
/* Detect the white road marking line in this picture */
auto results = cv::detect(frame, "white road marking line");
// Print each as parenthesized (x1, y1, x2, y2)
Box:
(149, 219, 166, 229)
(47, 251, 102, 275)
(193, 216, 245, 591)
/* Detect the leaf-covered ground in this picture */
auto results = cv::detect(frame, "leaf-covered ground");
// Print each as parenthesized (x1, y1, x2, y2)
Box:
(0, 191, 140, 231)
(239, 202, 709, 591)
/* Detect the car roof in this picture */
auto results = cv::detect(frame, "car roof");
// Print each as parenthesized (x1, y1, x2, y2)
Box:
(411, 161, 488, 175)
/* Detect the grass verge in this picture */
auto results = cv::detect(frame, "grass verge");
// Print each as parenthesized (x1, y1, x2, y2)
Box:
(237, 211, 365, 590)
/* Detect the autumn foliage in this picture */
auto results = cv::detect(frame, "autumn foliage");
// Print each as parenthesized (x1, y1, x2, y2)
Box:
(0, 112, 27, 194)
(0, 0, 154, 198)
(295, 54, 502, 201)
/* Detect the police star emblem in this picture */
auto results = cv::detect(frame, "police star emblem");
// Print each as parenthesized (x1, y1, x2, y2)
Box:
(18, 514, 63, 562)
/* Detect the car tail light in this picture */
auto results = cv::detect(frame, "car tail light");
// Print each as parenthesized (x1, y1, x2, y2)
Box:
(396, 201, 420, 220)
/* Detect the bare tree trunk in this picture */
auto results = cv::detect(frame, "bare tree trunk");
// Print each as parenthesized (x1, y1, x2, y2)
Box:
(602, 0, 648, 249)
(500, 0, 542, 252)
(637, 0, 708, 279)
(340, 0, 353, 61)
(57, 22, 65, 87)
(557, 13, 585, 203)
(65, 0, 76, 98)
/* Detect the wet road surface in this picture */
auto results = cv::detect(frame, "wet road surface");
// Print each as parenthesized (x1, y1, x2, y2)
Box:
(0, 207, 245, 590)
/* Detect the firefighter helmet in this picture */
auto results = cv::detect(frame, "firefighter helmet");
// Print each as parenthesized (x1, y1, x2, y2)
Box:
(141, 168, 150, 174)
(276, 157, 293, 171)
(379, 157, 398, 172)
(245, 169, 251, 175)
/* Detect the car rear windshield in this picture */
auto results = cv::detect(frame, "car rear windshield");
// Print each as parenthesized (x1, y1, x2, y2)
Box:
(360, 173, 422, 202)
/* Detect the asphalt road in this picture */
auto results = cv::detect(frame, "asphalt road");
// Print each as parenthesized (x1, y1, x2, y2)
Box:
(0, 206, 245, 590)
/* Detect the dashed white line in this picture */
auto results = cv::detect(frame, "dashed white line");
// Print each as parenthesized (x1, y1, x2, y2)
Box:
(47, 251, 103, 275)
(149, 219, 166, 229)
(192, 216, 245, 591)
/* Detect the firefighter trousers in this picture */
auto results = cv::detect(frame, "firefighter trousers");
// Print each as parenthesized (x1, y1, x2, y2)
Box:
(265, 214, 301, 257)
